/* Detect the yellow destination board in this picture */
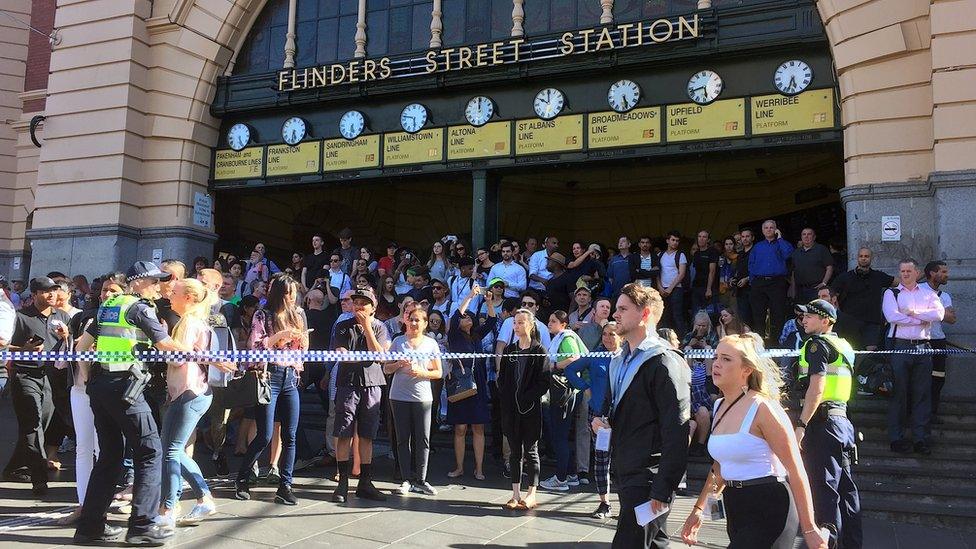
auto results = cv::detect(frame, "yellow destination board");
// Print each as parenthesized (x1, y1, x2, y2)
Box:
(666, 99, 745, 142)
(751, 89, 835, 135)
(324, 135, 380, 171)
(588, 107, 662, 149)
(383, 129, 444, 166)
(447, 122, 511, 160)
(515, 115, 584, 155)
(266, 142, 320, 176)
(214, 147, 264, 180)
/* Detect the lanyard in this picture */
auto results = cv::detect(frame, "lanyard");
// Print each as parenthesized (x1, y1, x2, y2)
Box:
(710, 392, 747, 434)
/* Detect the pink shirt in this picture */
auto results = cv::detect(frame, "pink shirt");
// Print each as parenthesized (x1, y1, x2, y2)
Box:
(882, 283, 945, 340)
(167, 319, 211, 400)
(247, 308, 305, 371)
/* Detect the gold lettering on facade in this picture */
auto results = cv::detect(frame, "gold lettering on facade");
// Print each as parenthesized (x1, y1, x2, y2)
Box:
(274, 15, 700, 91)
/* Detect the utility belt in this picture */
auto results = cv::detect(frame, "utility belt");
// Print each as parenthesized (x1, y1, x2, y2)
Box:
(811, 402, 848, 421)
(94, 362, 152, 405)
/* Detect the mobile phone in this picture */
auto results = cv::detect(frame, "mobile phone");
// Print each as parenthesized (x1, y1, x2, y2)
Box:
(27, 334, 45, 346)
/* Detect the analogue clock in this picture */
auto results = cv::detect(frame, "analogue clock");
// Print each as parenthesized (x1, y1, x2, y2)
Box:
(281, 116, 307, 145)
(227, 123, 251, 151)
(533, 88, 565, 120)
(608, 80, 641, 113)
(400, 103, 428, 133)
(339, 110, 366, 140)
(465, 96, 495, 127)
(774, 60, 813, 95)
(687, 70, 723, 105)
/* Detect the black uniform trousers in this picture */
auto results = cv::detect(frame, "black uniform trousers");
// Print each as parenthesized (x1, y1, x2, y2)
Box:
(749, 276, 789, 344)
(803, 413, 862, 549)
(76, 372, 162, 538)
(613, 485, 670, 549)
(2, 367, 53, 487)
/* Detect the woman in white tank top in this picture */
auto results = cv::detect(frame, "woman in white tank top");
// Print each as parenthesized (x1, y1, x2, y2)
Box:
(681, 334, 827, 549)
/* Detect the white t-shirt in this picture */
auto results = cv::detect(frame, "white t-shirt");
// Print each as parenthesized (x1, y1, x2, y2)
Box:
(495, 316, 552, 348)
(660, 251, 687, 288)
(929, 290, 952, 339)
(389, 335, 439, 402)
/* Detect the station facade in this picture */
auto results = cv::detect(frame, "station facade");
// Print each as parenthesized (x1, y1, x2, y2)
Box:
(0, 0, 974, 389)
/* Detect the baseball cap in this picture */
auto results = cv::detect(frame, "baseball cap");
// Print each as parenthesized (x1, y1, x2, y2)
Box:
(126, 261, 173, 283)
(350, 288, 377, 306)
(488, 277, 506, 288)
(795, 299, 837, 322)
(29, 276, 59, 293)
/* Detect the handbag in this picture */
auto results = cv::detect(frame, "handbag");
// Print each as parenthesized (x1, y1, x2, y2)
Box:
(446, 361, 478, 403)
(223, 364, 271, 408)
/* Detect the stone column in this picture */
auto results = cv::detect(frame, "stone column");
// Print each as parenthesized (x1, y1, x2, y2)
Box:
(355, 0, 367, 57)
(283, 0, 297, 68)
(430, 0, 443, 48)
(512, 0, 524, 37)
(600, 0, 613, 24)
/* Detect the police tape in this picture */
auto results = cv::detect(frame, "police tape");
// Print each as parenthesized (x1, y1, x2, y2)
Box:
(0, 346, 973, 363)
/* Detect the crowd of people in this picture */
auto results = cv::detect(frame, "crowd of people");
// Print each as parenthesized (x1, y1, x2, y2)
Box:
(0, 221, 956, 548)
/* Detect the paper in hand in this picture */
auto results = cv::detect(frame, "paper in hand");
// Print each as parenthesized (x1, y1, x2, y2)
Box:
(595, 427, 611, 451)
(634, 500, 670, 527)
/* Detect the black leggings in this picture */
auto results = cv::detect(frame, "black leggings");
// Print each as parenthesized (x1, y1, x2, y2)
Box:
(725, 480, 798, 549)
(504, 409, 541, 487)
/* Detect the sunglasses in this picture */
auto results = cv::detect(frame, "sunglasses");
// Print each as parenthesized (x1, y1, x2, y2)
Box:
(331, 258, 341, 263)
(521, 301, 536, 307)
(432, 286, 446, 291)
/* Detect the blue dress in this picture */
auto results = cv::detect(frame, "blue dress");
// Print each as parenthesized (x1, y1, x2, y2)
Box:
(445, 312, 496, 425)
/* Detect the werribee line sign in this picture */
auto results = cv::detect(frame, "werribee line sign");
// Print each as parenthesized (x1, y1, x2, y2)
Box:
(276, 14, 701, 92)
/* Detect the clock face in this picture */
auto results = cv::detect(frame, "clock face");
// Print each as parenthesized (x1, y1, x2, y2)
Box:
(465, 96, 495, 127)
(281, 117, 306, 145)
(608, 80, 641, 113)
(687, 70, 723, 105)
(227, 123, 251, 151)
(534, 88, 565, 120)
(774, 60, 813, 95)
(400, 103, 428, 133)
(339, 111, 365, 140)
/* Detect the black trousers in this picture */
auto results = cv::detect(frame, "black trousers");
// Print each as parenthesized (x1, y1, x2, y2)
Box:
(44, 365, 74, 447)
(749, 276, 788, 344)
(3, 367, 53, 487)
(613, 485, 671, 548)
(77, 373, 162, 538)
(930, 338, 947, 417)
(503, 407, 541, 487)
(803, 414, 862, 549)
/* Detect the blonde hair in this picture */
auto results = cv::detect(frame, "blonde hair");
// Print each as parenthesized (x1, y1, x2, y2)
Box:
(513, 308, 539, 342)
(719, 333, 783, 401)
(172, 278, 214, 345)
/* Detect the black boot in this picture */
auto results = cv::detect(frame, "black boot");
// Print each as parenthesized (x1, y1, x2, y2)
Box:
(355, 463, 387, 502)
(234, 479, 251, 500)
(332, 460, 350, 503)
(275, 484, 298, 505)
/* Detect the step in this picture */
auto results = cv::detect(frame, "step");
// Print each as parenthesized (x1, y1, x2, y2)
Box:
(854, 465, 976, 490)
(849, 396, 976, 416)
(856, 442, 976, 461)
(856, 480, 976, 508)
(855, 453, 975, 472)
(859, 496, 976, 531)
(858, 425, 976, 446)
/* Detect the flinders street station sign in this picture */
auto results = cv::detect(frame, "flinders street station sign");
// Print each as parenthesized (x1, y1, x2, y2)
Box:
(276, 14, 702, 92)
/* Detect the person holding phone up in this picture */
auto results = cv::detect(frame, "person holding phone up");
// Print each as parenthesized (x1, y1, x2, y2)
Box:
(1, 276, 73, 497)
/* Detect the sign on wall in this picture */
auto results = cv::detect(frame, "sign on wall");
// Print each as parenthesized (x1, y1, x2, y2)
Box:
(515, 116, 584, 155)
(266, 142, 320, 176)
(751, 89, 835, 135)
(193, 192, 212, 228)
(214, 147, 264, 180)
(324, 135, 381, 171)
(588, 107, 662, 149)
(383, 129, 444, 166)
(447, 122, 511, 160)
(666, 99, 746, 142)
(881, 215, 901, 242)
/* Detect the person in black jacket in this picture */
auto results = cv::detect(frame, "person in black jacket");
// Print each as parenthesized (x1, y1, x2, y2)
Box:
(497, 308, 551, 511)
(592, 282, 691, 548)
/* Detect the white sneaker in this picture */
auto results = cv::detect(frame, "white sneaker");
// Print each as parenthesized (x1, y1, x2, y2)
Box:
(395, 481, 412, 495)
(565, 474, 580, 487)
(539, 475, 569, 492)
(410, 481, 438, 496)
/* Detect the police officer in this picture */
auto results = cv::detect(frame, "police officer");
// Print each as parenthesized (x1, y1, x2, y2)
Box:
(72, 262, 190, 546)
(794, 299, 862, 549)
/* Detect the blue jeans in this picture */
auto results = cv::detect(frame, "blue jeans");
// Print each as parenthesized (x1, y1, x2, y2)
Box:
(549, 397, 577, 481)
(161, 390, 213, 509)
(887, 340, 933, 443)
(238, 365, 300, 486)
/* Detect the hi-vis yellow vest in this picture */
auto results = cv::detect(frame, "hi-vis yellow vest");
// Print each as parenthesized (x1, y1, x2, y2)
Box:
(95, 294, 151, 372)
(798, 333, 855, 403)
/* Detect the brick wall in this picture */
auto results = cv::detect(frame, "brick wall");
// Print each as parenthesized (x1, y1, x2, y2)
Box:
(22, 0, 56, 113)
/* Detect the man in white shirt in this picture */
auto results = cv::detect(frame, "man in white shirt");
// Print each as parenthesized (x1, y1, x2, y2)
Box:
(924, 260, 956, 422)
(487, 242, 527, 298)
(657, 230, 688, 336)
(528, 236, 558, 292)
(327, 252, 352, 294)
